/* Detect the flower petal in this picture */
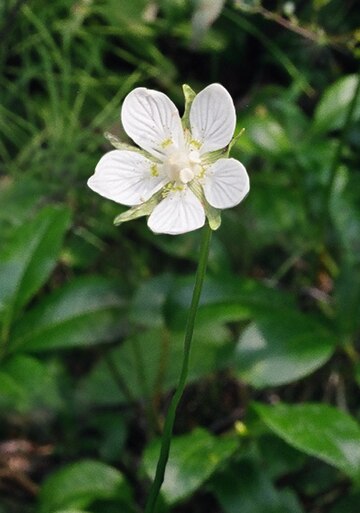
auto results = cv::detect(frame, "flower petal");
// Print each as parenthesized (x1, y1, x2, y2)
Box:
(121, 88, 185, 159)
(203, 158, 249, 209)
(189, 83, 236, 153)
(87, 150, 167, 206)
(147, 188, 205, 235)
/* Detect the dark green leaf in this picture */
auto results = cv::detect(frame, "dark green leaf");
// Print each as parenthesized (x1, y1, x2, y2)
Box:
(333, 262, 360, 339)
(210, 458, 304, 513)
(52, 511, 91, 513)
(330, 493, 360, 513)
(148, 231, 231, 274)
(11, 277, 127, 352)
(257, 435, 305, 479)
(0, 205, 71, 323)
(242, 174, 308, 251)
(0, 176, 45, 245)
(143, 428, 237, 504)
(130, 274, 174, 328)
(77, 323, 230, 406)
(38, 460, 131, 513)
(0, 371, 25, 408)
(254, 402, 360, 482)
(88, 412, 127, 463)
(330, 168, 360, 262)
(234, 311, 337, 387)
(0, 354, 61, 410)
(165, 275, 295, 330)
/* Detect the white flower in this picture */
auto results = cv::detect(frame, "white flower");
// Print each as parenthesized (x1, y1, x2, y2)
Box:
(88, 83, 249, 235)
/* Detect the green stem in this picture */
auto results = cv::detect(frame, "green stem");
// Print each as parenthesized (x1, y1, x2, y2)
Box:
(144, 223, 212, 513)
(321, 72, 360, 237)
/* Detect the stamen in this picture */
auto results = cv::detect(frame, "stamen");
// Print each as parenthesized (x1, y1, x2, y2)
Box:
(179, 167, 194, 184)
(189, 150, 201, 164)
(161, 138, 173, 148)
(150, 163, 159, 176)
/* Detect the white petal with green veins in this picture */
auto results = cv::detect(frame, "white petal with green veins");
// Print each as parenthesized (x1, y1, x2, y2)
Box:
(88, 150, 167, 206)
(121, 87, 185, 159)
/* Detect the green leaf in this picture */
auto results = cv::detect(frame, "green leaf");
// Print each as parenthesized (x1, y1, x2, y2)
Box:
(245, 112, 291, 155)
(148, 230, 232, 275)
(165, 275, 296, 330)
(38, 460, 131, 513)
(313, 74, 360, 133)
(130, 273, 174, 328)
(294, 459, 340, 497)
(330, 493, 360, 513)
(330, 167, 360, 263)
(334, 262, 360, 338)
(210, 458, 304, 513)
(243, 173, 308, 250)
(0, 176, 45, 245)
(89, 413, 127, 463)
(257, 435, 305, 480)
(254, 402, 360, 482)
(51, 511, 91, 513)
(77, 323, 230, 406)
(0, 205, 71, 322)
(234, 311, 337, 388)
(11, 276, 127, 352)
(0, 371, 26, 408)
(143, 428, 237, 504)
(52, 511, 91, 513)
(0, 354, 61, 411)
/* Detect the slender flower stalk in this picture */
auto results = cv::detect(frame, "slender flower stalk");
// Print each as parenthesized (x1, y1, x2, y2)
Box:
(87, 83, 249, 511)
(145, 222, 212, 513)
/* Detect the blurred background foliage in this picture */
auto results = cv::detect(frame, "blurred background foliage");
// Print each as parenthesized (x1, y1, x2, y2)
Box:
(1, 0, 360, 512)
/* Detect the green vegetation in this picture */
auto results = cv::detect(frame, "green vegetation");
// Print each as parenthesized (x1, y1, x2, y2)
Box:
(1, 1, 360, 512)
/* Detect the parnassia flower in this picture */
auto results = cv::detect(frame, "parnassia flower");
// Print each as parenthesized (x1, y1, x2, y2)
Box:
(88, 83, 249, 235)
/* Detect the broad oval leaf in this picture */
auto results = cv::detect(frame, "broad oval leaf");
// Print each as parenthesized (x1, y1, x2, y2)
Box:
(313, 74, 360, 134)
(11, 276, 127, 352)
(254, 402, 360, 482)
(143, 428, 237, 504)
(0, 205, 71, 322)
(234, 311, 337, 388)
(38, 459, 131, 513)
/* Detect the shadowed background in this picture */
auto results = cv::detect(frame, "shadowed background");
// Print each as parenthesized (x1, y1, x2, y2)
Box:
(1, 1, 360, 512)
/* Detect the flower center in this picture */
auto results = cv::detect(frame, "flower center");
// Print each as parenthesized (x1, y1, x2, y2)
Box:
(162, 149, 201, 185)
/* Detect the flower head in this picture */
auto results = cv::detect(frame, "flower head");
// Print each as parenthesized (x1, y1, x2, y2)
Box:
(88, 83, 249, 235)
